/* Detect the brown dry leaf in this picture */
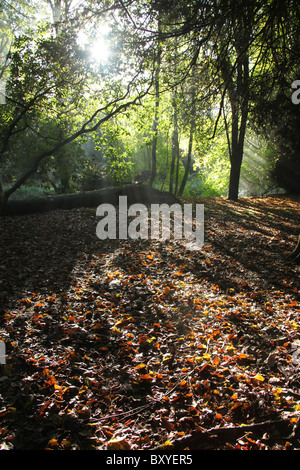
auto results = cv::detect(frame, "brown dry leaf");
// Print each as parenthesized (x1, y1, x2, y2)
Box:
(107, 438, 131, 450)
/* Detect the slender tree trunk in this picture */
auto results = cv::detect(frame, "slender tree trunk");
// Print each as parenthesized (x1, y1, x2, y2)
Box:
(175, 131, 180, 195)
(149, 18, 161, 189)
(50, 0, 72, 193)
(0, 181, 6, 215)
(149, 108, 158, 189)
(178, 123, 194, 197)
(178, 85, 196, 197)
(169, 87, 180, 195)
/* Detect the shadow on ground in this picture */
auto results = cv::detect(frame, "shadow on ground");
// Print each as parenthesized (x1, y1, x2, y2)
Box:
(0, 195, 299, 449)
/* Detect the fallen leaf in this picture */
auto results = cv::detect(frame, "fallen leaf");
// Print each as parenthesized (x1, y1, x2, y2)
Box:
(254, 373, 265, 382)
(107, 438, 131, 450)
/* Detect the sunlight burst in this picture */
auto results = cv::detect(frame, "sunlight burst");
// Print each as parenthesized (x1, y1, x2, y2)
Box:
(90, 36, 110, 64)
(77, 27, 111, 65)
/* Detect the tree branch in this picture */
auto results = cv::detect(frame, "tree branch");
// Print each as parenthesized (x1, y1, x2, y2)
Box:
(3, 85, 152, 203)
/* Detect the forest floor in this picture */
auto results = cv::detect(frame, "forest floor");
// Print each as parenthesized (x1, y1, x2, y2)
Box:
(0, 195, 300, 451)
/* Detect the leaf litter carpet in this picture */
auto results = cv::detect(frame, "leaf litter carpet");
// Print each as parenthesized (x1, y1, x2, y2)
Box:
(0, 196, 299, 450)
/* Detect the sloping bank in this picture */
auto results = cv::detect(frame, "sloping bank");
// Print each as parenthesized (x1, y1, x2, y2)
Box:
(2, 184, 181, 217)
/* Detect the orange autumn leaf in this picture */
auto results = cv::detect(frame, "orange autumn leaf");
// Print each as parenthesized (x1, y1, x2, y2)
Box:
(238, 353, 248, 359)
(135, 363, 147, 371)
(139, 374, 152, 382)
(185, 357, 194, 364)
(47, 438, 59, 447)
(179, 380, 188, 388)
(46, 376, 56, 386)
(231, 402, 242, 410)
(213, 357, 220, 366)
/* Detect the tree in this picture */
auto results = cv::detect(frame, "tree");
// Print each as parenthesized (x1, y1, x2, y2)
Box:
(177, 83, 196, 197)
(149, 14, 162, 189)
(169, 85, 180, 195)
(243, 0, 300, 261)
(216, 0, 300, 200)
(218, 32, 250, 200)
(248, 1, 300, 196)
(141, 0, 299, 201)
(177, 61, 210, 197)
(0, 2, 154, 213)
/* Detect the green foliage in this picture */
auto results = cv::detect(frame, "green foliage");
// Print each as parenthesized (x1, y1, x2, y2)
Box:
(0, 24, 97, 196)
(93, 120, 136, 184)
(1, 0, 299, 203)
(197, 145, 230, 198)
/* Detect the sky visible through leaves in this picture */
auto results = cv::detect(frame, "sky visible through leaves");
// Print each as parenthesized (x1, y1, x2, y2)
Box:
(0, 196, 299, 450)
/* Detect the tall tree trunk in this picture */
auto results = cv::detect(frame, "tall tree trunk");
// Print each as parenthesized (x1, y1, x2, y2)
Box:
(160, 125, 170, 191)
(178, 85, 196, 197)
(49, 0, 72, 192)
(175, 130, 180, 195)
(149, 103, 158, 189)
(169, 87, 179, 195)
(221, 47, 249, 201)
(149, 18, 161, 189)
(228, 101, 243, 201)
